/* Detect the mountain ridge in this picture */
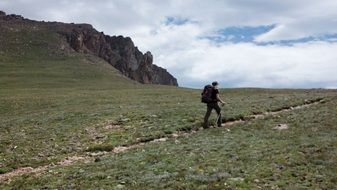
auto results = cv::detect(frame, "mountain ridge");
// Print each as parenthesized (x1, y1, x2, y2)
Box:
(0, 10, 178, 86)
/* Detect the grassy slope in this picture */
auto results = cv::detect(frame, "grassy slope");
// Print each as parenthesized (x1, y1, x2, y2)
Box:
(0, 21, 138, 172)
(4, 96, 336, 190)
(1, 19, 336, 189)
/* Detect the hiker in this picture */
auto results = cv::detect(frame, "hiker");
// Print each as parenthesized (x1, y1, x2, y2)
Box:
(202, 81, 225, 128)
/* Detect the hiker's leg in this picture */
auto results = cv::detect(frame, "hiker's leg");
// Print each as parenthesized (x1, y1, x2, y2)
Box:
(214, 103, 222, 127)
(203, 104, 212, 128)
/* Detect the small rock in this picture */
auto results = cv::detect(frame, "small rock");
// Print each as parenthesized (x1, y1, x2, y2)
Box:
(254, 179, 260, 183)
(153, 138, 167, 142)
(229, 177, 244, 182)
(120, 118, 130, 122)
(275, 164, 284, 170)
(273, 124, 289, 130)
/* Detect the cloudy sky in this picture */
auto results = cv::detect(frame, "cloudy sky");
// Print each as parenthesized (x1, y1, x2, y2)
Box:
(1, 0, 337, 88)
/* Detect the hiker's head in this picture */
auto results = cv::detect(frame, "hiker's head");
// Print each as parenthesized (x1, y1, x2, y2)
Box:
(212, 81, 219, 87)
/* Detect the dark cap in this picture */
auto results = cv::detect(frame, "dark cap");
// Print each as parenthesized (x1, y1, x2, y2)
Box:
(212, 81, 219, 86)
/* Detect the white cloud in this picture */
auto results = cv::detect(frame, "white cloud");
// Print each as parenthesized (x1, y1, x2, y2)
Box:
(152, 36, 337, 88)
(1, 0, 337, 88)
(255, 17, 337, 42)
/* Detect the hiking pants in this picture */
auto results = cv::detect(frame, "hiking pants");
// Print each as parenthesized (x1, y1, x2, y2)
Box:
(204, 102, 222, 128)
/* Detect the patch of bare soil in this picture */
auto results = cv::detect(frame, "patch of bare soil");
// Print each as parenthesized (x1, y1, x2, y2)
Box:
(0, 155, 91, 182)
(104, 124, 122, 131)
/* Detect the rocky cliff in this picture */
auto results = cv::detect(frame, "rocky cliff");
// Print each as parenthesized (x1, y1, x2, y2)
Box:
(0, 11, 178, 86)
(57, 24, 178, 86)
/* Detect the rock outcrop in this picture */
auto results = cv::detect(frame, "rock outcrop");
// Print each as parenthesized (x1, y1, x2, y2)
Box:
(58, 26, 178, 85)
(0, 11, 24, 20)
(0, 10, 6, 17)
(0, 11, 178, 86)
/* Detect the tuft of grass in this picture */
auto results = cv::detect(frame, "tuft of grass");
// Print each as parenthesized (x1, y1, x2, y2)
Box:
(0, 167, 11, 174)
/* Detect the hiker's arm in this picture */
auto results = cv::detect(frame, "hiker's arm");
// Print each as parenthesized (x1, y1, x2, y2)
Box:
(216, 94, 225, 104)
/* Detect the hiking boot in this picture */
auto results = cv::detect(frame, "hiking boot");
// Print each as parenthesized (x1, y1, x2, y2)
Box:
(203, 124, 210, 129)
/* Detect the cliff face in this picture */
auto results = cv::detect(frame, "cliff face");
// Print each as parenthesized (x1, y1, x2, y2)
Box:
(59, 26, 178, 86)
(0, 11, 178, 86)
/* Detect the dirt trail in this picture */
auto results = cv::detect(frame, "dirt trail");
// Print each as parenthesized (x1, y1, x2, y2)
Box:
(0, 98, 325, 183)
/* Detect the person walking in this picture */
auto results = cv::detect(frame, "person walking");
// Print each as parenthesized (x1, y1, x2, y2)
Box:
(202, 81, 225, 128)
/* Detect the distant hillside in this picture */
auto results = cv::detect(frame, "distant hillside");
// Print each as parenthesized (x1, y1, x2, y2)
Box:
(0, 11, 178, 86)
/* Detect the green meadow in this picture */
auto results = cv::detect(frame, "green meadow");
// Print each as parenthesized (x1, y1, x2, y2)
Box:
(1, 21, 336, 189)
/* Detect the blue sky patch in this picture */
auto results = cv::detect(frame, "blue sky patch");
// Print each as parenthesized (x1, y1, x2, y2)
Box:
(204, 25, 337, 46)
(256, 33, 337, 46)
(165, 16, 191, 26)
(204, 25, 275, 43)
